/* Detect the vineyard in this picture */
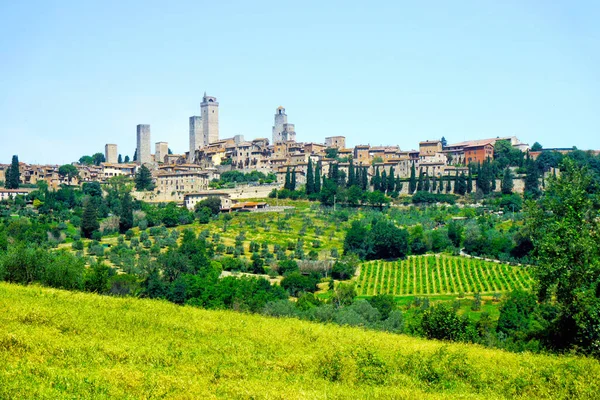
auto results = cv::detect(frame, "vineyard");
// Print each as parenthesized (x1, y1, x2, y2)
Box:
(357, 255, 534, 296)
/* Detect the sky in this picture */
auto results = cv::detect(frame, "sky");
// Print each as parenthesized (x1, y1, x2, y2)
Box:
(1, 0, 599, 165)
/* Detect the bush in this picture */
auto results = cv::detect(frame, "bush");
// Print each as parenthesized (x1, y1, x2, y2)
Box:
(262, 300, 299, 318)
(281, 272, 317, 297)
(91, 230, 103, 241)
(412, 191, 457, 205)
(421, 303, 468, 341)
(89, 244, 105, 257)
(332, 255, 359, 280)
(278, 259, 299, 276)
(368, 294, 396, 320)
(72, 240, 84, 251)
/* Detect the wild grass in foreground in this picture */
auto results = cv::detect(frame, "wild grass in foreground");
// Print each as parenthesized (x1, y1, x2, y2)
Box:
(1, 282, 599, 399)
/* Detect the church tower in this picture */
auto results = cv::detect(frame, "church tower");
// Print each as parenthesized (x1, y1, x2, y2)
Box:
(272, 106, 287, 143)
(201, 93, 219, 146)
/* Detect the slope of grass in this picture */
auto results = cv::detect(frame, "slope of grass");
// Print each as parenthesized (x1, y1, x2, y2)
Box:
(1, 282, 599, 399)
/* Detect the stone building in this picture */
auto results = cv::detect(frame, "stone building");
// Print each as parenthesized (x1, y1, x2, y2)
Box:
(325, 136, 346, 149)
(155, 171, 213, 202)
(102, 163, 137, 180)
(419, 140, 442, 157)
(105, 144, 118, 164)
(183, 191, 232, 211)
(155, 142, 168, 164)
(136, 124, 151, 165)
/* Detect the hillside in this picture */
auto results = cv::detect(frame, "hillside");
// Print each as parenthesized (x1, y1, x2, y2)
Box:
(1, 283, 599, 399)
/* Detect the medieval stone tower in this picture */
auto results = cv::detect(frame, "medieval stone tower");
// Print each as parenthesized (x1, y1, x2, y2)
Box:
(188, 116, 202, 162)
(272, 106, 296, 143)
(201, 93, 219, 146)
(272, 106, 287, 143)
(105, 144, 118, 164)
(136, 124, 151, 165)
(189, 93, 219, 162)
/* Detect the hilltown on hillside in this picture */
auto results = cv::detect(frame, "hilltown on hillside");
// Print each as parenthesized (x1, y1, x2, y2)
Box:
(1, 94, 594, 207)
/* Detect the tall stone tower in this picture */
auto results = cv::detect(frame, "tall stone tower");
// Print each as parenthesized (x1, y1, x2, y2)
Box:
(136, 124, 151, 165)
(201, 93, 219, 146)
(189, 116, 202, 162)
(105, 144, 118, 164)
(155, 142, 168, 164)
(272, 106, 287, 143)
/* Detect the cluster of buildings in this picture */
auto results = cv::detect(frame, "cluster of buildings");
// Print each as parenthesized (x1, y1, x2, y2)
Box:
(2, 93, 539, 205)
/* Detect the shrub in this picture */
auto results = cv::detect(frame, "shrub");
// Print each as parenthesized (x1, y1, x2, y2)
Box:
(421, 304, 468, 341)
(262, 300, 299, 318)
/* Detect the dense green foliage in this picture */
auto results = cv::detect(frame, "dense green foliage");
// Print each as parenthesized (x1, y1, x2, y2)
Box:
(134, 165, 153, 191)
(527, 159, 600, 355)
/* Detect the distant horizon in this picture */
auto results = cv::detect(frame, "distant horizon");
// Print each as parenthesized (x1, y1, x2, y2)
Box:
(2, 1, 599, 164)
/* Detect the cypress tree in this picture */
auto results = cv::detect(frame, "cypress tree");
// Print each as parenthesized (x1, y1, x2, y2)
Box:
(457, 172, 467, 195)
(501, 167, 514, 195)
(432, 175, 437, 192)
(314, 162, 322, 193)
(291, 168, 296, 191)
(424, 175, 430, 192)
(395, 177, 402, 194)
(118, 154, 123, 163)
(362, 167, 368, 190)
(446, 174, 452, 193)
(467, 167, 473, 193)
(133, 149, 137, 162)
(306, 158, 314, 195)
(387, 167, 395, 193)
(453, 171, 459, 194)
(119, 192, 133, 233)
(6, 155, 20, 189)
(372, 167, 381, 191)
(348, 158, 355, 186)
(380, 170, 387, 193)
(417, 168, 424, 192)
(284, 167, 291, 190)
(409, 162, 417, 194)
(524, 158, 540, 198)
(81, 197, 100, 239)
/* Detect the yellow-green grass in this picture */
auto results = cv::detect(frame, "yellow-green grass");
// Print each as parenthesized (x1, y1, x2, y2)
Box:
(1, 283, 599, 399)
(357, 256, 534, 297)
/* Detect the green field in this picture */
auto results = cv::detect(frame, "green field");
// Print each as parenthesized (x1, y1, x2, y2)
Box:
(1, 282, 599, 399)
(357, 255, 534, 297)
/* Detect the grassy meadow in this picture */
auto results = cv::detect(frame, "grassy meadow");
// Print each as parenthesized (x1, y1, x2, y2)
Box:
(2, 282, 600, 399)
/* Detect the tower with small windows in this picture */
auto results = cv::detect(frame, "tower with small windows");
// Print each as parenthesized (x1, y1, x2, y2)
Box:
(272, 106, 287, 143)
(201, 92, 219, 146)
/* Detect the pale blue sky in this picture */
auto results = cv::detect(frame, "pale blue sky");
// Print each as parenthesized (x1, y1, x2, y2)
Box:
(1, 1, 599, 164)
